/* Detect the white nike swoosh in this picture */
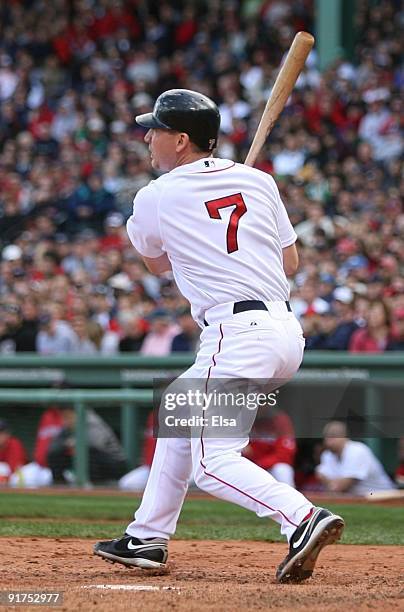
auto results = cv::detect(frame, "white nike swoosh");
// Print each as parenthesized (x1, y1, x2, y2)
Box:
(127, 540, 140, 550)
(292, 510, 320, 549)
(127, 540, 163, 551)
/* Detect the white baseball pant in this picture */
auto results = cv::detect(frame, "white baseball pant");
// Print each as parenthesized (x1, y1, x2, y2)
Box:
(126, 301, 312, 542)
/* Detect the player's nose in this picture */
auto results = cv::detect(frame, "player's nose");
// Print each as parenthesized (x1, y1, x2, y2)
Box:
(144, 130, 152, 143)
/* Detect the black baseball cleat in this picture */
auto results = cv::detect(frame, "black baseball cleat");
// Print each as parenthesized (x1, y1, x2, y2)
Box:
(93, 534, 168, 569)
(276, 507, 344, 584)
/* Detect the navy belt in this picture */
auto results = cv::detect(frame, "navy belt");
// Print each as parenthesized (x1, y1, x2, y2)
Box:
(204, 300, 292, 326)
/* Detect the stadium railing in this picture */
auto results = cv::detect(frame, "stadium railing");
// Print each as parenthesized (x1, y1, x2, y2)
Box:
(0, 352, 403, 387)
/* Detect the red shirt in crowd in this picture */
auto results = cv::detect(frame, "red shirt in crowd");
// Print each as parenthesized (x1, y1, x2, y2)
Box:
(34, 407, 64, 467)
(395, 463, 404, 482)
(349, 329, 388, 353)
(0, 436, 27, 472)
(243, 411, 296, 470)
(99, 234, 125, 251)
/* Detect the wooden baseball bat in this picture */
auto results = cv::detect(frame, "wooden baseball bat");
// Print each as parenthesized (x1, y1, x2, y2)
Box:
(244, 31, 315, 167)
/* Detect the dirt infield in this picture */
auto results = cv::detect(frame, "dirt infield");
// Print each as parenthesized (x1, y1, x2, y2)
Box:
(1, 539, 402, 611)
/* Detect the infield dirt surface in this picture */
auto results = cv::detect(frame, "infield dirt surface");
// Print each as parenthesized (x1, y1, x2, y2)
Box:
(1, 538, 403, 612)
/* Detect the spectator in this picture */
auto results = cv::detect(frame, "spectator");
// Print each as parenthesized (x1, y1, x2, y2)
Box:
(304, 309, 339, 350)
(119, 316, 147, 352)
(34, 406, 64, 467)
(140, 309, 179, 356)
(305, 288, 360, 350)
(295, 203, 346, 249)
(65, 173, 116, 234)
(99, 212, 126, 252)
(272, 134, 305, 177)
(0, 419, 27, 484)
(14, 300, 40, 352)
(171, 307, 200, 352)
(359, 90, 402, 162)
(387, 308, 404, 350)
(70, 315, 98, 354)
(33, 121, 59, 158)
(47, 406, 128, 484)
(349, 299, 392, 353)
(291, 281, 330, 320)
(9, 406, 63, 488)
(0, 303, 22, 353)
(0, 55, 19, 101)
(326, 288, 360, 349)
(35, 312, 77, 355)
(316, 421, 395, 496)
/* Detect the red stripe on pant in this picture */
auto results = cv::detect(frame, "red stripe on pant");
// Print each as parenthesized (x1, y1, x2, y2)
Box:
(199, 322, 298, 528)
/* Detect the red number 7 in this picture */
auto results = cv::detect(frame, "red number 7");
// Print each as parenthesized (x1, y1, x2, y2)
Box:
(205, 193, 247, 253)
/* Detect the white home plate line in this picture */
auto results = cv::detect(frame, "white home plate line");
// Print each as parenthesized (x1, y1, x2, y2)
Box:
(82, 585, 180, 592)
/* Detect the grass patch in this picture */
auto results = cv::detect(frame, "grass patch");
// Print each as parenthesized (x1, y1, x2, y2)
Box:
(0, 492, 402, 545)
(2, 493, 136, 520)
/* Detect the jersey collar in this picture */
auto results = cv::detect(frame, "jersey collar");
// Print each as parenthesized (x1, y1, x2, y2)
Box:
(170, 158, 235, 174)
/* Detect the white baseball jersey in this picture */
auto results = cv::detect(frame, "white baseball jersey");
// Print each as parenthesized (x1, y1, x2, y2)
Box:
(127, 158, 296, 325)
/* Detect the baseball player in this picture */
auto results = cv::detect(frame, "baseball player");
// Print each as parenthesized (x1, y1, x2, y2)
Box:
(94, 89, 344, 583)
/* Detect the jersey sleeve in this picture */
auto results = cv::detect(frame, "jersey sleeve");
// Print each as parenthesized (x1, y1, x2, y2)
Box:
(272, 178, 297, 248)
(126, 183, 165, 258)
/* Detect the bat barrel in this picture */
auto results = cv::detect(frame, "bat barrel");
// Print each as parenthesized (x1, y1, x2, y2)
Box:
(244, 31, 315, 167)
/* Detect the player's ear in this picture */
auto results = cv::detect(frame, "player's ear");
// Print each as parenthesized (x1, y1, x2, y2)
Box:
(176, 132, 190, 152)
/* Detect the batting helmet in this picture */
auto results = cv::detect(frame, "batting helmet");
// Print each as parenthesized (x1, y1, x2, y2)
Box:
(135, 89, 220, 152)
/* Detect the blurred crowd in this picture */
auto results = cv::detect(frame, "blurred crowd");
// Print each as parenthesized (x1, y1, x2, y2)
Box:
(0, 0, 403, 354)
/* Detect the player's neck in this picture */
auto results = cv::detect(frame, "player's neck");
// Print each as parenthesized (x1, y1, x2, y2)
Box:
(175, 151, 212, 168)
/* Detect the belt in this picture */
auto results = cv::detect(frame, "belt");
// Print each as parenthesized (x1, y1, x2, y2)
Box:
(203, 300, 292, 326)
